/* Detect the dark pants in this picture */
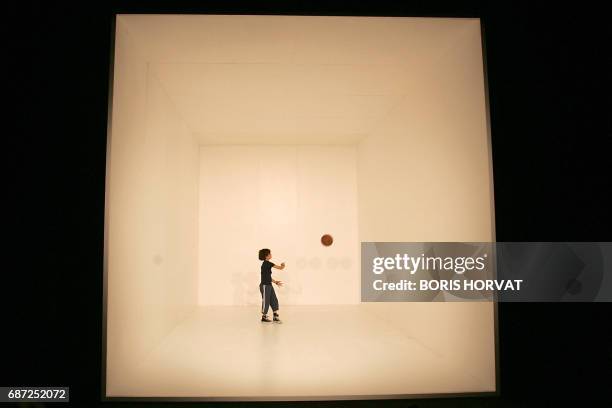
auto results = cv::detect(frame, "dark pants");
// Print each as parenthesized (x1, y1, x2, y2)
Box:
(259, 283, 279, 315)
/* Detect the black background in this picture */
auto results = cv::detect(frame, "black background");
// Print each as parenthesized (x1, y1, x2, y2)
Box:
(5, 1, 611, 406)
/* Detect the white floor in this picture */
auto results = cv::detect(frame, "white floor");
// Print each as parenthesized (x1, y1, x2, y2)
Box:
(111, 304, 495, 399)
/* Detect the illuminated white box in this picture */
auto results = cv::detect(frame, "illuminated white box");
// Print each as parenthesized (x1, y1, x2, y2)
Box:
(103, 14, 497, 401)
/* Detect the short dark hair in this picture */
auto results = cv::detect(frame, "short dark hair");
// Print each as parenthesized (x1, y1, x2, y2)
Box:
(258, 248, 270, 261)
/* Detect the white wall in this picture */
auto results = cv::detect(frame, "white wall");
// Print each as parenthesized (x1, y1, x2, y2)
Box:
(357, 21, 496, 391)
(198, 145, 359, 306)
(105, 18, 200, 395)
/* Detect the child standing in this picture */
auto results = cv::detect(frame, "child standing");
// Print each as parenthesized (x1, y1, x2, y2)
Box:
(258, 248, 285, 323)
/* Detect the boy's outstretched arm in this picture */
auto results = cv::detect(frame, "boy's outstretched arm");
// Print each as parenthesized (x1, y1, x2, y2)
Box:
(272, 262, 286, 270)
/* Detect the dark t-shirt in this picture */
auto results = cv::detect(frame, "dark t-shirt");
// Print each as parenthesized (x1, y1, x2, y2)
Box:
(260, 260, 274, 284)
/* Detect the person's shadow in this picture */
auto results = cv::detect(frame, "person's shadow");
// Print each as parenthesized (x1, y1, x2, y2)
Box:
(231, 271, 248, 304)
(238, 272, 266, 305)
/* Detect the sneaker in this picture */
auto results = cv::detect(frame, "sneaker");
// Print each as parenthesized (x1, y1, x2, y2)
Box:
(273, 315, 282, 324)
(261, 315, 272, 322)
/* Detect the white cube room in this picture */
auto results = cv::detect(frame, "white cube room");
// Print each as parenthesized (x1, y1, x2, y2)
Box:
(104, 14, 496, 399)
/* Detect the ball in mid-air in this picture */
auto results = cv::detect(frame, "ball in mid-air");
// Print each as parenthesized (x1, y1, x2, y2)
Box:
(321, 234, 333, 246)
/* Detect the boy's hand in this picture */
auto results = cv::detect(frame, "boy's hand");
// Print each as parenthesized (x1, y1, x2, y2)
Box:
(281, 262, 286, 268)
(275, 280, 284, 286)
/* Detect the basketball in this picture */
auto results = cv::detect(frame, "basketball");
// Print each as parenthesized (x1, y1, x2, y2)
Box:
(321, 234, 333, 246)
